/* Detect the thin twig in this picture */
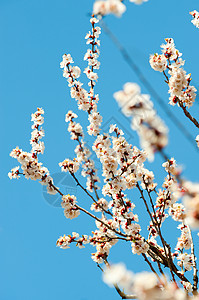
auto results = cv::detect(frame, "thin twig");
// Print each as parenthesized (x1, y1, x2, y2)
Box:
(76, 136, 101, 202)
(70, 171, 113, 216)
(50, 179, 190, 284)
(177, 98, 199, 129)
(142, 253, 162, 283)
(137, 183, 176, 282)
(75, 204, 126, 237)
(187, 225, 198, 293)
(50, 181, 125, 236)
(148, 243, 189, 283)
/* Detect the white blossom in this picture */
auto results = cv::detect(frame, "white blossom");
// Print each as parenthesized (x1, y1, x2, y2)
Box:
(190, 10, 199, 29)
(149, 53, 167, 72)
(93, 0, 126, 17)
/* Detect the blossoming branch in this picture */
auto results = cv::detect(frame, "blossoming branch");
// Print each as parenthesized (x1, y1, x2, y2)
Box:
(8, 6, 199, 300)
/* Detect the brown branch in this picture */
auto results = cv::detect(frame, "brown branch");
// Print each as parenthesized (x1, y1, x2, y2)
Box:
(69, 171, 113, 216)
(75, 204, 126, 236)
(136, 183, 155, 227)
(76, 134, 101, 203)
(161, 63, 199, 129)
(163, 70, 169, 83)
(157, 260, 165, 277)
(137, 183, 179, 283)
(142, 253, 162, 284)
(50, 181, 126, 237)
(51, 179, 190, 285)
(119, 154, 141, 176)
(177, 98, 199, 129)
(148, 243, 189, 283)
(70, 236, 130, 245)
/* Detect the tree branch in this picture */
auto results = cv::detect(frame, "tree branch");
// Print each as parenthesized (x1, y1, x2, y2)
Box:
(177, 98, 199, 129)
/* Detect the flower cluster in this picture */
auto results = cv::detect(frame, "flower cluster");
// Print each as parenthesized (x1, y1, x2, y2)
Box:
(85, 17, 102, 135)
(60, 17, 102, 136)
(9, 108, 57, 195)
(61, 195, 80, 219)
(162, 157, 181, 176)
(93, 0, 126, 17)
(61, 109, 100, 193)
(8, 166, 20, 180)
(93, 0, 148, 17)
(91, 219, 119, 263)
(103, 263, 190, 299)
(176, 224, 191, 251)
(169, 203, 186, 222)
(84, 18, 100, 89)
(149, 53, 167, 72)
(150, 38, 197, 108)
(60, 54, 90, 111)
(65, 110, 83, 140)
(177, 252, 194, 272)
(87, 111, 102, 136)
(91, 198, 109, 212)
(59, 158, 79, 174)
(190, 10, 199, 29)
(56, 232, 89, 249)
(56, 117, 154, 260)
(103, 263, 134, 290)
(114, 82, 168, 160)
(161, 159, 199, 232)
(57, 219, 119, 263)
(30, 107, 45, 157)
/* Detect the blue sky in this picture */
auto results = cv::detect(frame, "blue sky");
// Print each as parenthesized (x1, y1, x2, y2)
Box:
(1, 0, 199, 299)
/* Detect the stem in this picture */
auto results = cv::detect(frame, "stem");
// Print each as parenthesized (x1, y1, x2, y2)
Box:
(142, 253, 162, 284)
(71, 236, 130, 245)
(119, 154, 141, 176)
(75, 204, 126, 237)
(75, 136, 110, 214)
(136, 183, 155, 227)
(148, 243, 189, 283)
(137, 183, 176, 282)
(157, 260, 165, 277)
(70, 171, 113, 216)
(162, 69, 199, 130)
(50, 181, 125, 237)
(163, 70, 169, 83)
(177, 98, 199, 129)
(50, 179, 190, 284)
